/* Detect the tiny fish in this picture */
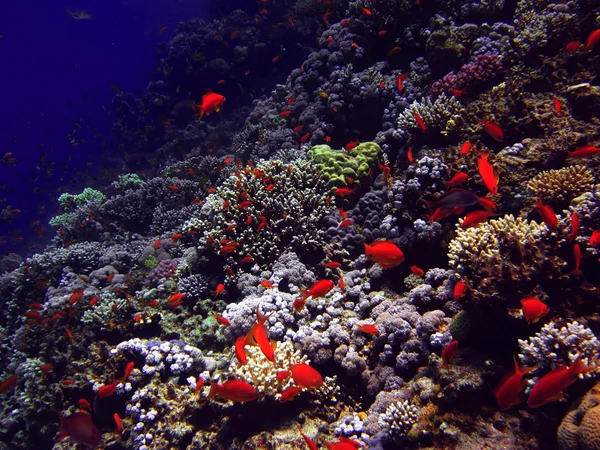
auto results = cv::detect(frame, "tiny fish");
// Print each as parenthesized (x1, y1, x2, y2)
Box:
(280, 386, 303, 403)
(481, 119, 504, 141)
(454, 280, 467, 299)
(409, 265, 424, 276)
(208, 380, 258, 403)
(440, 340, 459, 371)
(358, 324, 380, 335)
(535, 198, 557, 231)
(521, 297, 549, 324)
(413, 112, 426, 132)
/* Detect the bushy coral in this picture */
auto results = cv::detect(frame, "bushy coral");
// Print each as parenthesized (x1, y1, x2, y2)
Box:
(396, 94, 465, 139)
(527, 165, 594, 206)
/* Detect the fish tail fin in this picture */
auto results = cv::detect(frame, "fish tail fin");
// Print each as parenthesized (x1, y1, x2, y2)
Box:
(298, 289, 309, 301)
(363, 242, 371, 256)
(55, 413, 69, 442)
(423, 199, 437, 214)
(570, 355, 595, 375)
(514, 355, 536, 376)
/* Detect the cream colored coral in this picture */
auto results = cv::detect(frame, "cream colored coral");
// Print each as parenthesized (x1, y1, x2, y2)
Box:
(448, 215, 546, 272)
(527, 166, 594, 204)
(558, 382, 600, 450)
(231, 341, 308, 398)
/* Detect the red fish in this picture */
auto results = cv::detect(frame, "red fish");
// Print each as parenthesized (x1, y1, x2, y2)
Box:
(299, 280, 334, 301)
(520, 297, 549, 324)
(477, 153, 499, 195)
(446, 172, 468, 187)
(277, 371, 290, 381)
(584, 29, 600, 51)
(235, 335, 248, 365)
(567, 145, 599, 159)
(279, 110, 292, 118)
(339, 219, 354, 227)
(298, 424, 318, 450)
(478, 197, 497, 211)
(339, 276, 345, 290)
(590, 230, 600, 247)
(494, 356, 535, 410)
(571, 244, 581, 275)
(378, 161, 391, 182)
(407, 146, 414, 163)
(169, 292, 185, 303)
(195, 378, 204, 394)
(219, 242, 239, 255)
(56, 412, 101, 447)
(362, 7, 372, 15)
(413, 112, 426, 132)
(290, 363, 323, 389)
(535, 198, 557, 231)
(193, 91, 226, 119)
(69, 289, 84, 305)
(214, 284, 225, 297)
(77, 398, 91, 412)
(114, 413, 123, 438)
(240, 256, 255, 264)
(97, 381, 117, 398)
(208, 380, 258, 402)
(565, 41, 583, 53)
(345, 140, 360, 151)
(334, 187, 356, 197)
(280, 386, 303, 402)
(481, 119, 504, 141)
(454, 280, 467, 299)
(364, 240, 404, 269)
(325, 437, 361, 449)
(440, 340, 459, 371)
(461, 210, 496, 229)
(65, 328, 75, 343)
(553, 99, 563, 116)
(248, 306, 275, 362)
(528, 355, 595, 408)
(460, 141, 472, 156)
(122, 361, 134, 382)
(158, 26, 167, 34)
(300, 132, 311, 144)
(409, 265, 424, 276)
(358, 324, 380, 335)
(396, 72, 409, 92)
(325, 261, 342, 269)
(0, 375, 19, 394)
(566, 212, 579, 243)
(214, 314, 230, 326)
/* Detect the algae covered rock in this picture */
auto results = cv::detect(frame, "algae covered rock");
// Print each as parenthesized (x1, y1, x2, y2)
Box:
(307, 142, 382, 189)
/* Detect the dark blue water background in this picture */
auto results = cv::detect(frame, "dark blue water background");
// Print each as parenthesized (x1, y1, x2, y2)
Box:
(0, 0, 207, 255)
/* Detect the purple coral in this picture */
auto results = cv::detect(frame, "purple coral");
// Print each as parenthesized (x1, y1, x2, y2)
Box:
(430, 53, 503, 96)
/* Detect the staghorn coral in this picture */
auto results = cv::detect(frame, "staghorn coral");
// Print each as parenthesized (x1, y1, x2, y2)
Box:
(558, 382, 600, 450)
(397, 94, 465, 139)
(377, 400, 420, 440)
(527, 165, 594, 206)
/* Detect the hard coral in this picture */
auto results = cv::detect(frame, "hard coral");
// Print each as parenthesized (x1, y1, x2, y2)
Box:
(397, 94, 465, 139)
(558, 382, 600, 450)
(527, 165, 594, 207)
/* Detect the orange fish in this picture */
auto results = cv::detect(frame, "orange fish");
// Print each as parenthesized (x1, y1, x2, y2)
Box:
(122, 361, 134, 382)
(0, 375, 19, 394)
(277, 370, 290, 381)
(409, 265, 424, 276)
(378, 161, 391, 182)
(396, 72, 409, 92)
(535, 198, 557, 231)
(565, 41, 583, 53)
(219, 242, 239, 255)
(195, 378, 204, 394)
(325, 437, 362, 449)
(440, 340, 459, 371)
(208, 380, 258, 403)
(298, 425, 318, 450)
(158, 26, 167, 34)
(446, 171, 468, 187)
(169, 292, 185, 303)
(214, 284, 225, 297)
(69, 289, 84, 305)
(300, 132, 311, 144)
(345, 140, 360, 151)
(193, 91, 226, 119)
(362, 7, 372, 15)
(494, 356, 535, 410)
(520, 297, 549, 324)
(481, 119, 504, 141)
(461, 210, 496, 229)
(566, 212, 579, 243)
(364, 240, 404, 269)
(590, 230, 600, 247)
(167, 185, 179, 191)
(97, 381, 117, 398)
(339, 276, 345, 290)
(567, 145, 599, 159)
(571, 243, 582, 275)
(240, 256, 255, 264)
(261, 280, 274, 288)
(280, 386, 303, 402)
(358, 324, 380, 335)
(77, 398, 91, 412)
(324, 261, 342, 269)
(339, 219, 354, 227)
(413, 112, 426, 132)
(453, 280, 467, 299)
(478, 197, 497, 211)
(279, 110, 292, 118)
(290, 363, 323, 389)
(153, 239, 161, 249)
(528, 355, 595, 408)
(477, 153, 499, 195)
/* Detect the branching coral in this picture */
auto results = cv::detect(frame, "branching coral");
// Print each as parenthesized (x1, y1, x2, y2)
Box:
(183, 160, 332, 265)
(397, 94, 465, 138)
(527, 165, 594, 206)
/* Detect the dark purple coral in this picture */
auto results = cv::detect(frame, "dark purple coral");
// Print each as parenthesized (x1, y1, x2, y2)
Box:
(430, 53, 503, 96)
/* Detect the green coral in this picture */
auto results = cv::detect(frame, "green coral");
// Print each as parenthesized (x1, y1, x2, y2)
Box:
(307, 142, 382, 189)
(50, 188, 106, 229)
(110, 173, 144, 191)
(144, 255, 159, 269)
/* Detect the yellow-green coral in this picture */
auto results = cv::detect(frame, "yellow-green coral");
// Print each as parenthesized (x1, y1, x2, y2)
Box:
(307, 142, 382, 189)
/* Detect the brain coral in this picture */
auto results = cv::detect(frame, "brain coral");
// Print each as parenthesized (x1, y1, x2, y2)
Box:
(527, 165, 594, 206)
(558, 382, 600, 450)
(307, 142, 383, 189)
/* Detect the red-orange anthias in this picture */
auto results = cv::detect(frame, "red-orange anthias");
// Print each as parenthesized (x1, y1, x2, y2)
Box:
(528, 356, 595, 408)
(246, 305, 275, 362)
(364, 240, 404, 269)
(494, 356, 535, 410)
(520, 297, 549, 324)
(290, 363, 323, 389)
(477, 153, 499, 195)
(208, 380, 258, 403)
(294, 280, 334, 312)
(56, 411, 102, 447)
(535, 198, 557, 231)
(440, 340, 459, 371)
(193, 91, 226, 120)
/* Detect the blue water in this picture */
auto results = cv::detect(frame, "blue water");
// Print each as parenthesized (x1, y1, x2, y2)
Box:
(0, 0, 206, 255)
